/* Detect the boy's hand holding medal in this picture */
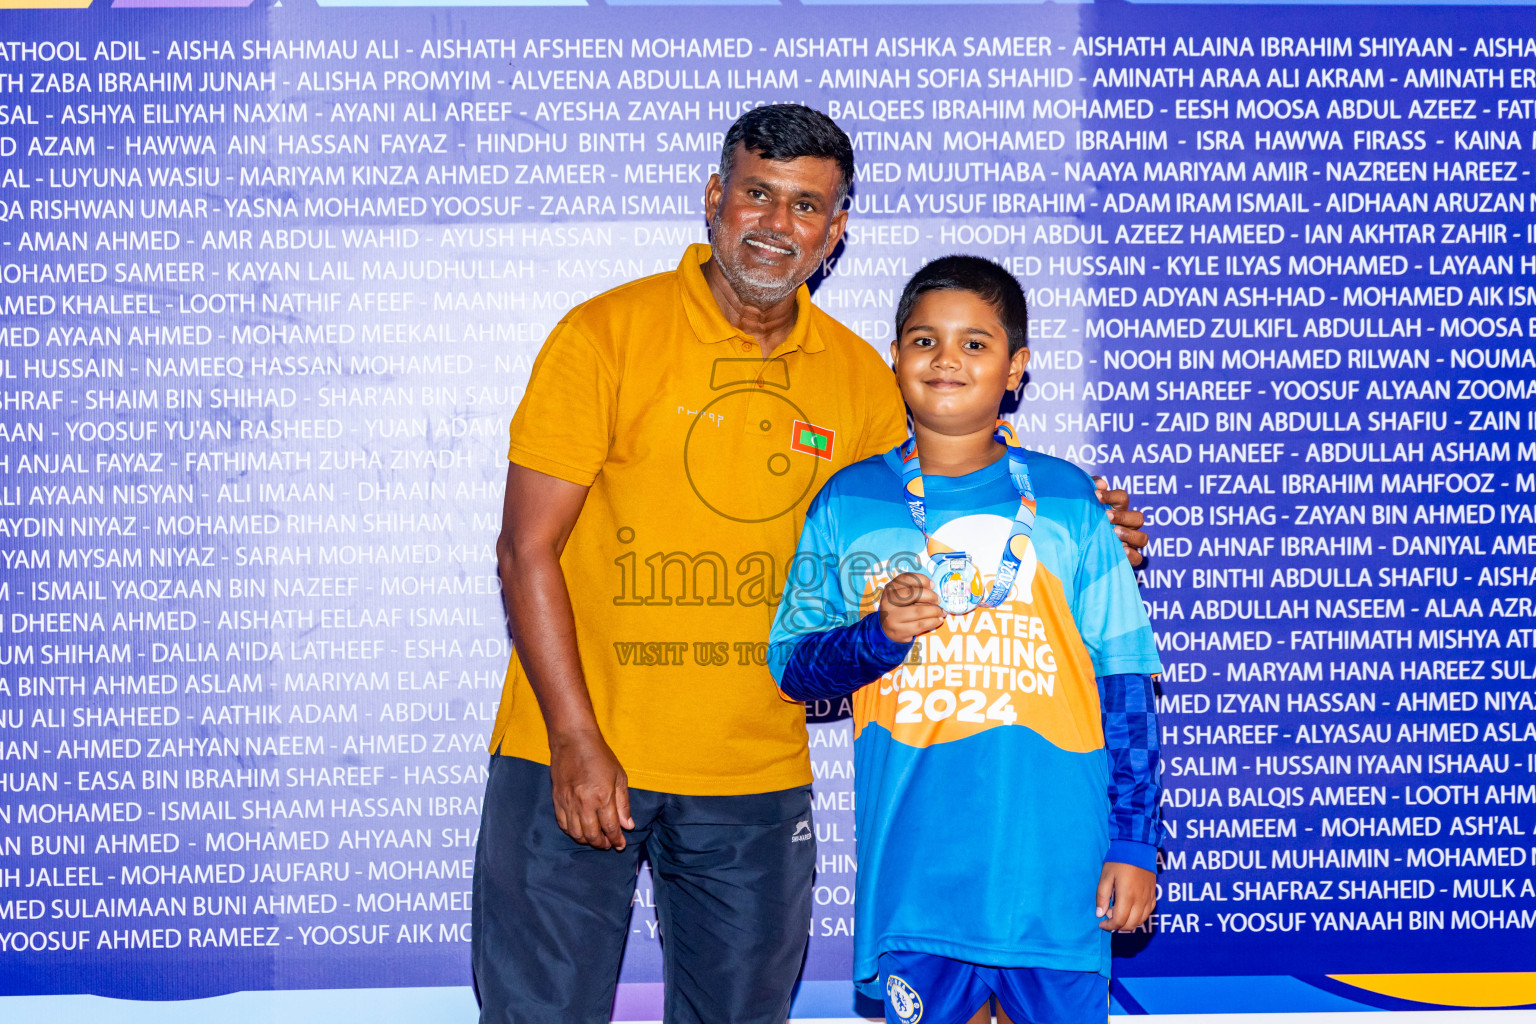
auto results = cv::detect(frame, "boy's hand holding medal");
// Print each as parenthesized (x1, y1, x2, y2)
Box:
(877, 572, 946, 643)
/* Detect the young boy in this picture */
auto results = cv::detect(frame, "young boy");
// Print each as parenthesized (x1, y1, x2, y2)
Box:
(769, 256, 1162, 1024)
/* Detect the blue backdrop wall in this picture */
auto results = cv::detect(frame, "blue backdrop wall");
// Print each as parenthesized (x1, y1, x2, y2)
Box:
(1, 1, 1535, 1018)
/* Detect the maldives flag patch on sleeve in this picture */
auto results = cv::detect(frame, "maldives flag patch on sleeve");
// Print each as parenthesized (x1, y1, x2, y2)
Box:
(791, 420, 835, 460)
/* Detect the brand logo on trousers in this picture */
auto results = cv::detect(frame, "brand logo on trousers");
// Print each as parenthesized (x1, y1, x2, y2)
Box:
(790, 819, 812, 843)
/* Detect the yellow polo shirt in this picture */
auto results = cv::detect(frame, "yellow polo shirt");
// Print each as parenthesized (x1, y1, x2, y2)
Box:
(491, 244, 907, 795)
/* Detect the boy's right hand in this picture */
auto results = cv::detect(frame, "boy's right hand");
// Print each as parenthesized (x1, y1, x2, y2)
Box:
(879, 572, 945, 643)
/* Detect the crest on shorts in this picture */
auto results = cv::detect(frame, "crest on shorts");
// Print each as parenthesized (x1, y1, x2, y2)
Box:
(886, 974, 923, 1024)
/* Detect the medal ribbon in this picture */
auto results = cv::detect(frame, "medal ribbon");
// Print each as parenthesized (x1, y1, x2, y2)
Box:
(898, 420, 1037, 609)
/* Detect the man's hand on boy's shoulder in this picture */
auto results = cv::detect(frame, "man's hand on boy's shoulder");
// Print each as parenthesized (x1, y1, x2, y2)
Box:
(1093, 477, 1150, 569)
(878, 573, 945, 643)
(1096, 862, 1157, 932)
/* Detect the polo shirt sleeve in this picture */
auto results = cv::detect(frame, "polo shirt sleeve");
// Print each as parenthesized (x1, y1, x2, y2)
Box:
(506, 318, 616, 487)
(855, 363, 908, 462)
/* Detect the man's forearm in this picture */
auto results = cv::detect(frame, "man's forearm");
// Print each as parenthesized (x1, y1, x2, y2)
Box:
(498, 509, 632, 849)
(499, 539, 600, 740)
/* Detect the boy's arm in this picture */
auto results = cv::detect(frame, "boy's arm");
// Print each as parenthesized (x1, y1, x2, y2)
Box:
(1097, 671, 1160, 930)
(776, 572, 942, 701)
(1066, 466, 1163, 862)
(1099, 672, 1162, 869)
(775, 609, 913, 703)
(768, 487, 937, 703)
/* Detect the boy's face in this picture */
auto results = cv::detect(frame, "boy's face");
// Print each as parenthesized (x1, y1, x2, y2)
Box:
(889, 289, 1030, 435)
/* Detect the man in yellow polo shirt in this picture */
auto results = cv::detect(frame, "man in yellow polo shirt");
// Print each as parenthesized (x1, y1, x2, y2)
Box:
(472, 105, 1148, 1024)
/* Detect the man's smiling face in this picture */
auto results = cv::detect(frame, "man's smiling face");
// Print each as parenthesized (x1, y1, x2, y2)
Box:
(704, 144, 848, 308)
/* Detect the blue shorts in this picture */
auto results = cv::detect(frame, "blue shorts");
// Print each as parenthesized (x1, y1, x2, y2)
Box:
(878, 951, 1106, 1024)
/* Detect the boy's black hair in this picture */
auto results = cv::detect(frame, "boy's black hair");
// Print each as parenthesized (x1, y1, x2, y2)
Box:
(893, 255, 1029, 356)
(719, 104, 856, 207)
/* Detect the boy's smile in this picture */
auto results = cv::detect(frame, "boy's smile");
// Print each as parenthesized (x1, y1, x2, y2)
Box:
(890, 288, 1030, 438)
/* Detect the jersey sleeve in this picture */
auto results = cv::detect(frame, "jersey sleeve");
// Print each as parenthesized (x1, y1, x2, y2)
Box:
(506, 318, 616, 487)
(1099, 672, 1161, 868)
(1070, 477, 1163, 679)
(768, 484, 911, 701)
(1065, 472, 1164, 864)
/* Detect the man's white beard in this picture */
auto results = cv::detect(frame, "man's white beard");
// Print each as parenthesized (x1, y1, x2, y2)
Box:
(711, 212, 829, 308)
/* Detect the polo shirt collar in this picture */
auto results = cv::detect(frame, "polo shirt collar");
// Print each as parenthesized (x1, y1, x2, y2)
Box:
(677, 243, 823, 355)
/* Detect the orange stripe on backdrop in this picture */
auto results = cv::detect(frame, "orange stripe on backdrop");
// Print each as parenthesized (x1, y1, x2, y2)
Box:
(0, 0, 91, 7)
(1328, 973, 1536, 1008)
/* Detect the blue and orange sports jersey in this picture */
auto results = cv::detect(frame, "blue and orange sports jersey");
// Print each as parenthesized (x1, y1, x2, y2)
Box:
(768, 444, 1163, 997)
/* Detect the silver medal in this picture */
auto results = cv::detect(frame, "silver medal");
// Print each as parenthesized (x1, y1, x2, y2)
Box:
(927, 553, 982, 615)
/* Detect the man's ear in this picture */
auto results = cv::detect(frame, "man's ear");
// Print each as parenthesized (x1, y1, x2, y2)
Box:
(1007, 346, 1031, 390)
(889, 338, 900, 368)
(703, 172, 723, 226)
(823, 205, 848, 256)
